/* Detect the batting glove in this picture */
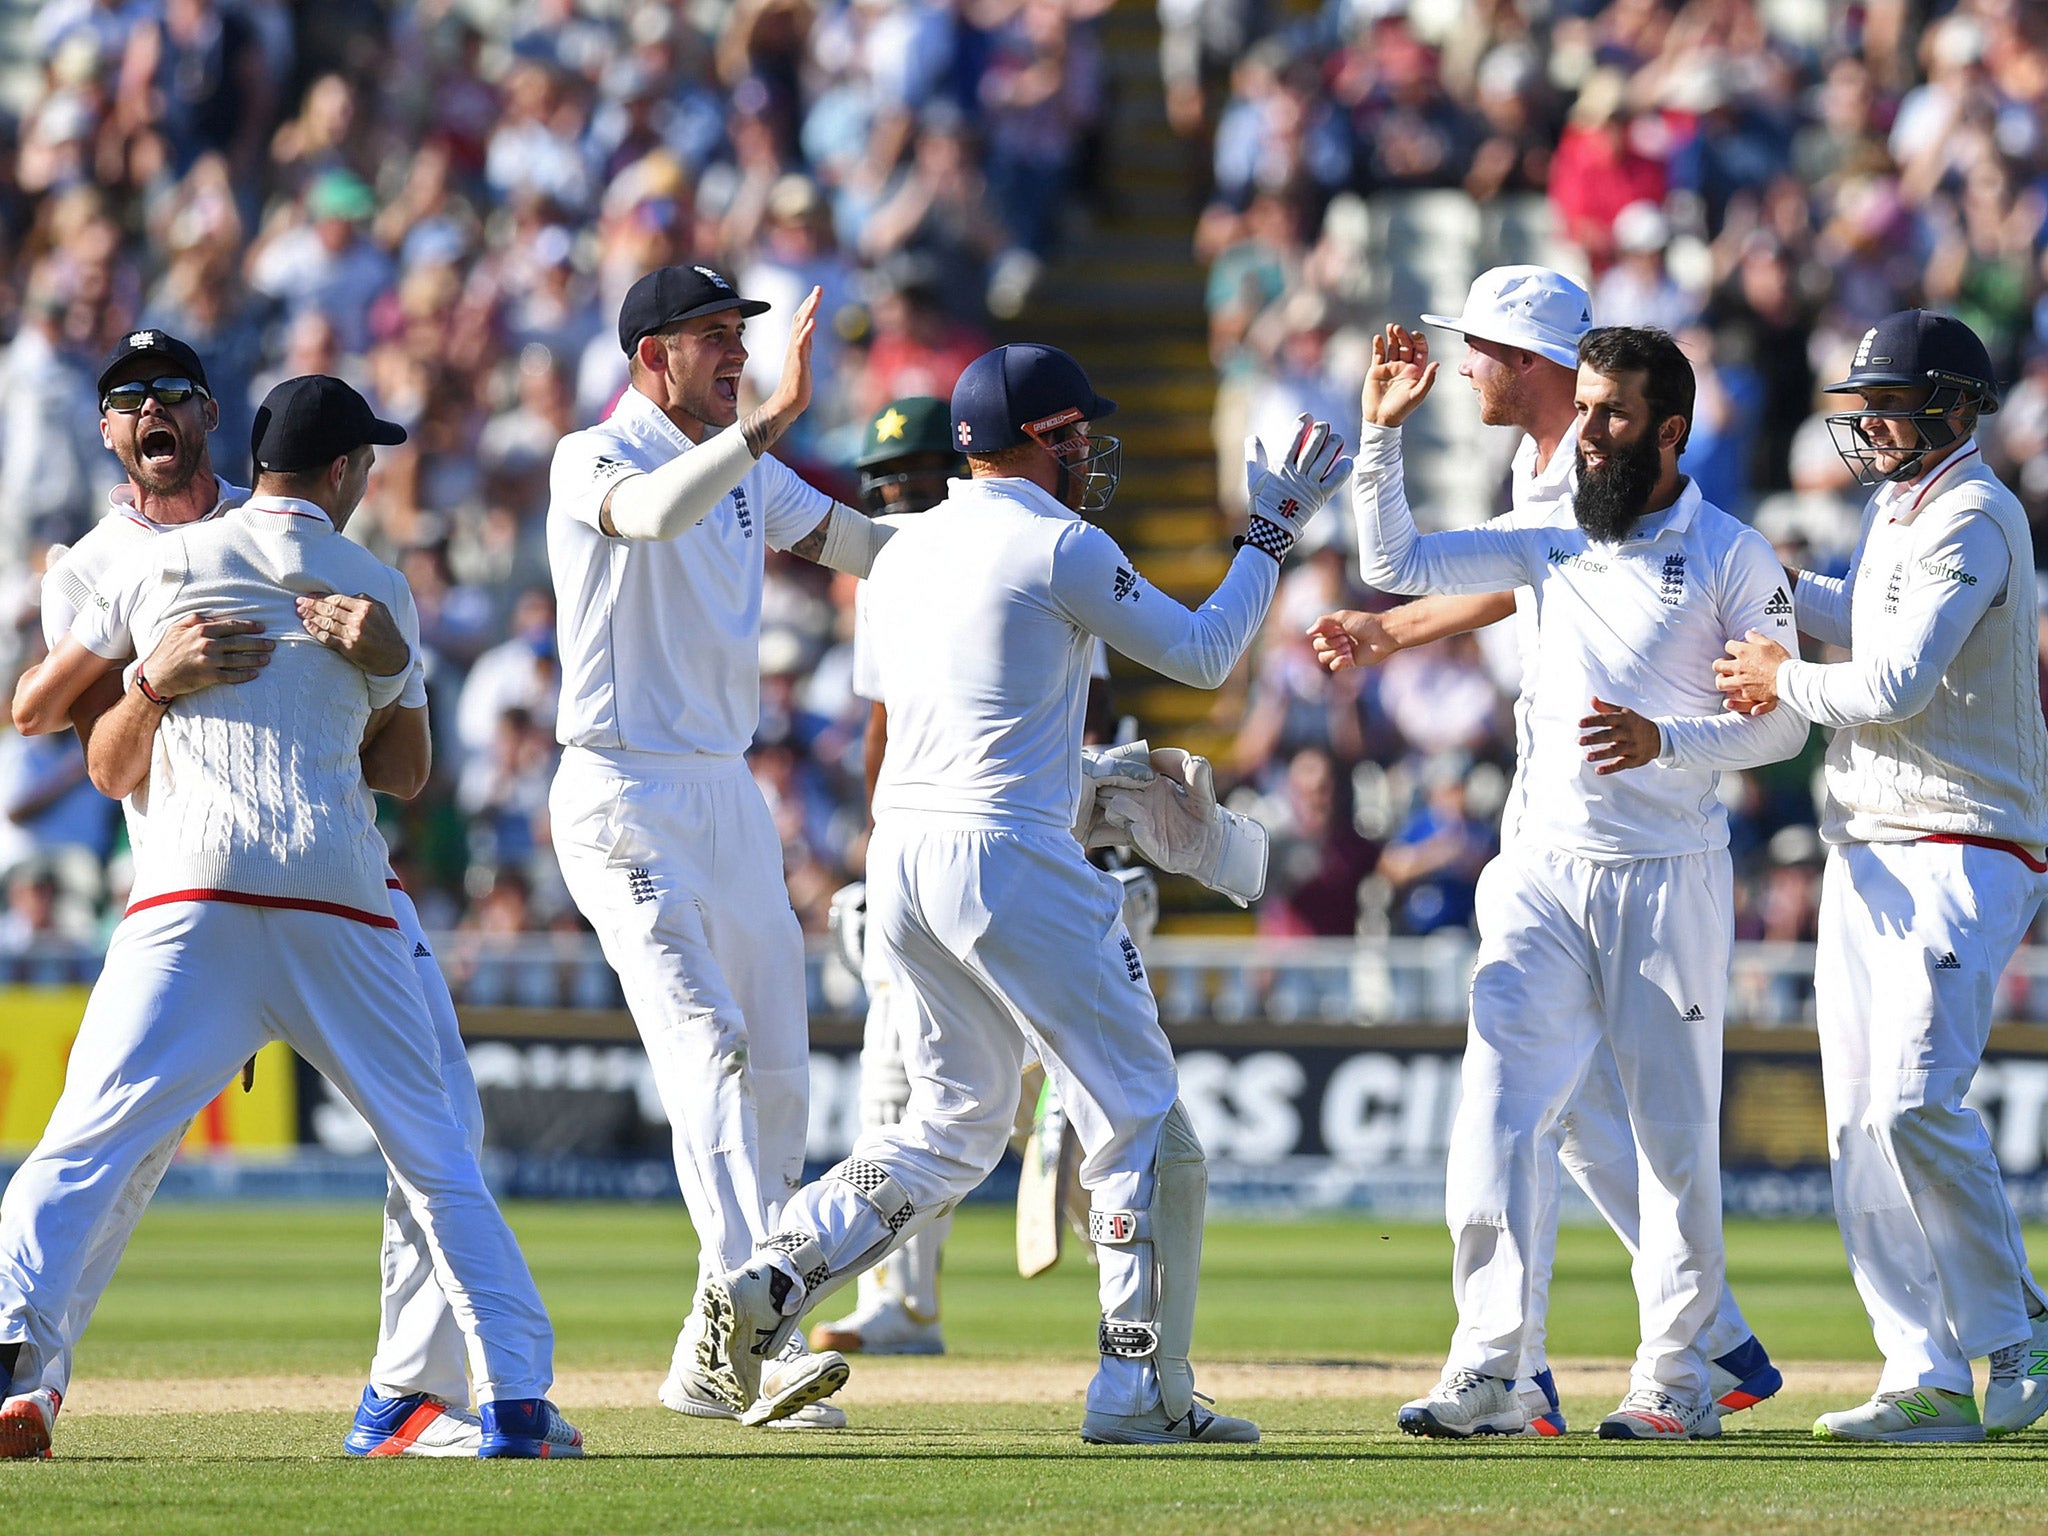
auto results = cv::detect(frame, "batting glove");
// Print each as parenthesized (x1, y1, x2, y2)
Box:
(1240, 414, 1352, 563)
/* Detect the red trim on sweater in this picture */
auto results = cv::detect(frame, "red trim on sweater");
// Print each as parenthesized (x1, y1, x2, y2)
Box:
(1920, 833, 2048, 873)
(125, 888, 401, 929)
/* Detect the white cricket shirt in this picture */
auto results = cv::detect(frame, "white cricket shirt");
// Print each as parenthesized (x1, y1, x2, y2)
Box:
(1778, 441, 2048, 848)
(1354, 421, 1809, 861)
(548, 386, 834, 761)
(855, 475, 1277, 832)
(42, 477, 426, 863)
(1495, 420, 1579, 846)
(73, 496, 421, 924)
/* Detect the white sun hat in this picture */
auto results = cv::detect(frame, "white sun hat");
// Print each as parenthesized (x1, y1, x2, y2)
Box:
(1421, 265, 1594, 371)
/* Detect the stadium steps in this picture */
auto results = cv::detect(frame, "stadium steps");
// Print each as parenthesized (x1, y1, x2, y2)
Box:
(1001, 0, 1252, 927)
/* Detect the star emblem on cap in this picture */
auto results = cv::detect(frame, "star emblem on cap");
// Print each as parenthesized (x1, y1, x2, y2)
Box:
(875, 407, 908, 443)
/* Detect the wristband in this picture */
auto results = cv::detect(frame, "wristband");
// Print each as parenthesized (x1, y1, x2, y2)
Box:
(1234, 517, 1293, 563)
(135, 671, 171, 708)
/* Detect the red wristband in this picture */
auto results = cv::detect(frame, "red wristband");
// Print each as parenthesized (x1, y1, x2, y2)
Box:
(135, 671, 170, 707)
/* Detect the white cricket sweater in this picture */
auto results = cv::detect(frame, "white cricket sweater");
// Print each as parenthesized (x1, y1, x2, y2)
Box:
(73, 496, 419, 925)
(1778, 443, 2048, 849)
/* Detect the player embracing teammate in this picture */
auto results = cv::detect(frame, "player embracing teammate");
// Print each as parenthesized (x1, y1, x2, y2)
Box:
(1720, 310, 2048, 1443)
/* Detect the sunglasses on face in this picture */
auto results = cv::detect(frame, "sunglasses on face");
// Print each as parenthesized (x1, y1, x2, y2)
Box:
(102, 377, 209, 413)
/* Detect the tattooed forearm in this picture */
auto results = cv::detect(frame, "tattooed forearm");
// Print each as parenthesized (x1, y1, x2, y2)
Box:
(787, 517, 830, 563)
(742, 407, 782, 459)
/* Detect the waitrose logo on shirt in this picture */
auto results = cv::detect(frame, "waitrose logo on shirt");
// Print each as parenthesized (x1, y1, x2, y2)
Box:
(1919, 557, 1978, 586)
(1547, 547, 1608, 573)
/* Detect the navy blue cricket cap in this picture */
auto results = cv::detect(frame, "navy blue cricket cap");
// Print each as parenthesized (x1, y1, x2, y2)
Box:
(618, 263, 770, 355)
(1825, 308, 2001, 412)
(97, 327, 209, 398)
(251, 375, 407, 473)
(949, 344, 1116, 454)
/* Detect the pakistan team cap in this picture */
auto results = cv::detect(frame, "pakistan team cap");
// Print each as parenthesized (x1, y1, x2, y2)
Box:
(949, 343, 1116, 454)
(1421, 265, 1593, 371)
(97, 328, 209, 398)
(618, 264, 770, 354)
(856, 396, 957, 468)
(251, 375, 408, 473)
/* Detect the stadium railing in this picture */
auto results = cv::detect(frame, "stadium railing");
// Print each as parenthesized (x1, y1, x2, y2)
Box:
(12, 933, 2048, 1028)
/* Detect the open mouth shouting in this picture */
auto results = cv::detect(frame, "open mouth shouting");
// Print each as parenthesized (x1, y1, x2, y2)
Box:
(713, 370, 741, 408)
(140, 421, 181, 470)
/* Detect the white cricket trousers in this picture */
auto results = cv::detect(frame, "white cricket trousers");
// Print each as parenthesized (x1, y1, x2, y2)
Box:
(780, 821, 1179, 1417)
(28, 885, 486, 1406)
(1445, 843, 1732, 1403)
(1819, 839, 2045, 1394)
(551, 749, 809, 1280)
(0, 901, 551, 1400)
(851, 962, 951, 1320)
(1519, 1038, 1755, 1376)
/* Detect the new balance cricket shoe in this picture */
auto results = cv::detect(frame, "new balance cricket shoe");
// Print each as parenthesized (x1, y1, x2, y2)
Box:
(1597, 1389, 1722, 1440)
(1815, 1388, 1983, 1443)
(0, 1388, 57, 1460)
(1398, 1369, 1527, 1438)
(1516, 1368, 1566, 1437)
(1707, 1334, 1784, 1418)
(1985, 1314, 2048, 1437)
(1080, 1394, 1260, 1445)
(809, 1295, 945, 1357)
(343, 1387, 483, 1457)
(660, 1324, 850, 1429)
(476, 1397, 584, 1458)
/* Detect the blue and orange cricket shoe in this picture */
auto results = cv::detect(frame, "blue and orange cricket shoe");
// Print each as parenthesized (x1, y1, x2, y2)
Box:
(1517, 1368, 1567, 1437)
(477, 1397, 584, 1458)
(1708, 1336, 1783, 1419)
(344, 1386, 484, 1458)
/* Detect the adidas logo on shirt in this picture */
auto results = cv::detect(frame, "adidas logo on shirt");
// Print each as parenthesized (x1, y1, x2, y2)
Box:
(1681, 1004, 1706, 1021)
(412, 942, 431, 959)
(1763, 586, 1793, 617)
(1934, 951, 1962, 970)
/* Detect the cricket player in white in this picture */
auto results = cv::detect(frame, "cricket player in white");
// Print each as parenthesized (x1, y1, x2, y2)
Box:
(0, 333, 492, 1460)
(546, 264, 895, 1428)
(1353, 323, 1809, 1439)
(686, 342, 1351, 1443)
(1308, 272, 1782, 1434)
(4, 375, 579, 1459)
(1718, 309, 2048, 1443)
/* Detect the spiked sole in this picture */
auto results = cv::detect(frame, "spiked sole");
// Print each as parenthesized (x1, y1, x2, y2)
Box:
(691, 1282, 751, 1416)
(1814, 1422, 1985, 1444)
(1397, 1408, 1524, 1439)
(0, 1401, 51, 1460)
(739, 1354, 850, 1426)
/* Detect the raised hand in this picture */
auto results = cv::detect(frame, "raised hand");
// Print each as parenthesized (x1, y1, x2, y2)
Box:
(1243, 413, 1353, 562)
(745, 285, 822, 455)
(1362, 323, 1439, 429)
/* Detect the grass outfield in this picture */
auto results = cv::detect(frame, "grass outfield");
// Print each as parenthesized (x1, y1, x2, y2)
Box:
(14, 1203, 2048, 1534)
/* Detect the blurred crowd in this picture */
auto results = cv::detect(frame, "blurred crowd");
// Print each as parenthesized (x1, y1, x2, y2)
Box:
(0, 0, 1121, 960)
(1192, 0, 2048, 978)
(10, 0, 2048, 1018)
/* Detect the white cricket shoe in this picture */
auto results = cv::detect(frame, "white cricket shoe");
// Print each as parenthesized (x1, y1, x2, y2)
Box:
(661, 1308, 849, 1428)
(1597, 1388, 1722, 1440)
(809, 1296, 944, 1356)
(1080, 1394, 1259, 1445)
(1515, 1368, 1566, 1437)
(1397, 1369, 1527, 1438)
(1985, 1315, 2048, 1438)
(1815, 1388, 1984, 1443)
(755, 1337, 851, 1429)
(0, 1387, 57, 1460)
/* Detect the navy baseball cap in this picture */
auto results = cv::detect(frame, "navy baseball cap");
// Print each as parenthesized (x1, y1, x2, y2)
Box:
(949, 344, 1116, 454)
(251, 375, 407, 473)
(618, 264, 769, 354)
(97, 327, 209, 398)
(1825, 309, 2001, 412)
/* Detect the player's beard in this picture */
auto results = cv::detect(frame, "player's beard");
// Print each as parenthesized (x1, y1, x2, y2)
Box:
(1573, 429, 1661, 543)
(1475, 367, 1525, 428)
(119, 419, 206, 497)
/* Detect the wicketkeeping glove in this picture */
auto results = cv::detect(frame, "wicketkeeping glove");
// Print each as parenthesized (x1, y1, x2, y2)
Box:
(1240, 413, 1353, 562)
(1098, 748, 1270, 906)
